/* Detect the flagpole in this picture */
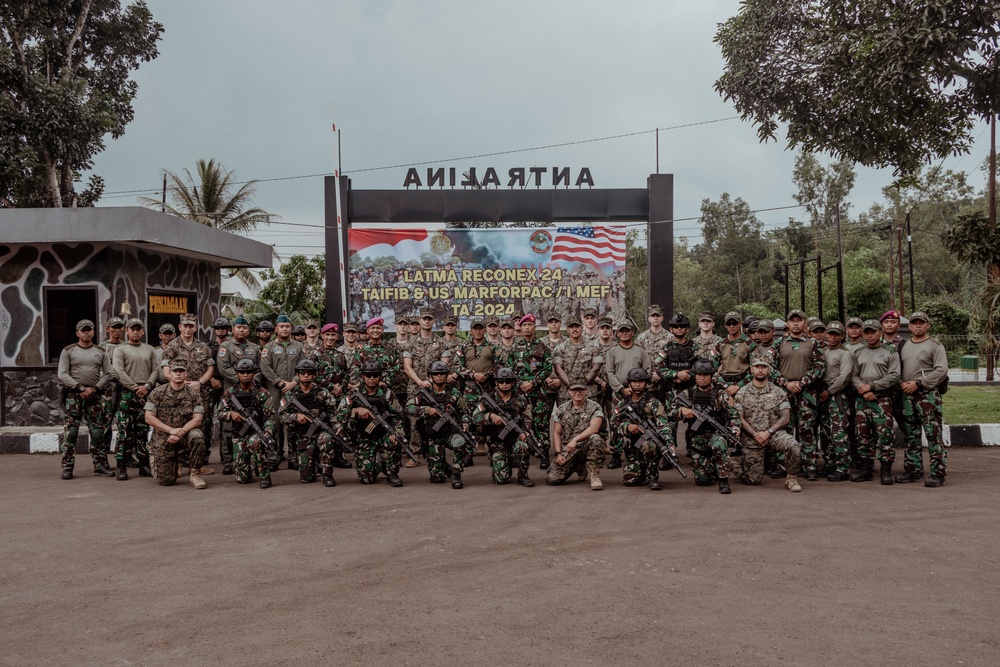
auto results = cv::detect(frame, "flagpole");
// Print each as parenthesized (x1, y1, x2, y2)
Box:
(333, 111, 349, 322)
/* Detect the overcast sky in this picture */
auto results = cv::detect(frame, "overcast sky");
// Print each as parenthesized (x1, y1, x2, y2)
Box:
(91, 0, 992, 277)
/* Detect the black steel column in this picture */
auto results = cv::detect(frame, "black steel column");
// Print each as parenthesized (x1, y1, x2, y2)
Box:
(647, 174, 674, 316)
(323, 175, 349, 328)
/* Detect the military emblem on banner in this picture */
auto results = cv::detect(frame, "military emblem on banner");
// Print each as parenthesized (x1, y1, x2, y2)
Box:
(530, 230, 552, 254)
(431, 231, 453, 255)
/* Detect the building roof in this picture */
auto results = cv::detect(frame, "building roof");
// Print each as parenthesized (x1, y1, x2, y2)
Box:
(0, 207, 273, 269)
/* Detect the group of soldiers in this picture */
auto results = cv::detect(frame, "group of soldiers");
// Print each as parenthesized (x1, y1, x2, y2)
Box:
(56, 302, 950, 493)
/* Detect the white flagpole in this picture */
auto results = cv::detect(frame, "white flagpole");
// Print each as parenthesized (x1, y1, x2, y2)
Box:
(332, 111, 348, 321)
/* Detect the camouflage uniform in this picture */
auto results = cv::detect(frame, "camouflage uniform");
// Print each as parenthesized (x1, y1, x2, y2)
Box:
(714, 333, 752, 392)
(471, 391, 533, 484)
(279, 385, 339, 483)
(611, 394, 672, 485)
(772, 335, 825, 476)
(112, 342, 159, 466)
(818, 342, 856, 475)
(653, 338, 697, 402)
(216, 383, 275, 484)
(406, 386, 472, 482)
(508, 336, 554, 460)
(693, 333, 723, 361)
(636, 328, 673, 396)
(354, 340, 401, 388)
(546, 398, 605, 485)
(733, 381, 801, 484)
(403, 334, 447, 458)
(162, 337, 215, 463)
(57, 343, 113, 473)
(552, 338, 601, 402)
(339, 386, 404, 483)
(852, 344, 900, 470)
(259, 338, 304, 465)
(670, 384, 737, 483)
(898, 337, 949, 479)
(144, 383, 206, 486)
(314, 347, 350, 397)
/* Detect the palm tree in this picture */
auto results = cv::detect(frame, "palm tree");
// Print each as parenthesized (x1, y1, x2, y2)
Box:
(140, 158, 277, 291)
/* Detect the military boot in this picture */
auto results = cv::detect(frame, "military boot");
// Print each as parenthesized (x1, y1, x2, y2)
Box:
(464, 454, 475, 467)
(850, 460, 874, 482)
(116, 460, 129, 481)
(451, 472, 464, 489)
(607, 452, 622, 469)
(880, 462, 894, 485)
(189, 471, 207, 490)
(895, 469, 923, 484)
(259, 477, 272, 489)
(718, 478, 732, 494)
(539, 455, 549, 470)
(516, 471, 534, 487)
(648, 479, 662, 491)
(386, 473, 403, 487)
(331, 454, 353, 469)
(93, 458, 116, 477)
(784, 476, 802, 492)
(587, 463, 603, 490)
(826, 470, 849, 482)
(61, 467, 73, 480)
(323, 473, 337, 488)
(924, 475, 945, 487)
(137, 454, 153, 478)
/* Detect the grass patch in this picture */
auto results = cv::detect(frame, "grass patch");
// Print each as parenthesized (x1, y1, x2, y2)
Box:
(943, 385, 1000, 424)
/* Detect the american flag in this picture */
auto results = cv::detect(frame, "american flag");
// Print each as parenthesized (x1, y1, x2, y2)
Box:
(550, 226, 627, 269)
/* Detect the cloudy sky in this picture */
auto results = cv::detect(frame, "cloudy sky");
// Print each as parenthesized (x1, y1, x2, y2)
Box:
(91, 0, 993, 276)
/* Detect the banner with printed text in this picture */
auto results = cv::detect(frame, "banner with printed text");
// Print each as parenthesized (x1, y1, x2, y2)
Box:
(347, 226, 627, 330)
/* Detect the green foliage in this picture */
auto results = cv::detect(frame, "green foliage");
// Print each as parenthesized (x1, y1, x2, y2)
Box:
(792, 151, 855, 228)
(257, 255, 326, 321)
(0, 1, 163, 206)
(624, 229, 648, 325)
(942, 210, 1000, 266)
(715, 0, 1000, 175)
(921, 298, 971, 337)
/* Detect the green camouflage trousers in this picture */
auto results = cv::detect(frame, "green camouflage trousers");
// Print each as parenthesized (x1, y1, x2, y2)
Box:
(485, 435, 532, 484)
(820, 393, 853, 473)
(527, 391, 551, 460)
(61, 392, 109, 470)
(232, 434, 271, 483)
(854, 395, 894, 465)
(788, 388, 819, 475)
(355, 434, 400, 483)
(686, 432, 733, 481)
(736, 431, 801, 485)
(900, 389, 946, 477)
(291, 431, 335, 483)
(545, 434, 605, 485)
(426, 433, 471, 482)
(149, 428, 205, 486)
(622, 437, 659, 485)
(115, 390, 149, 461)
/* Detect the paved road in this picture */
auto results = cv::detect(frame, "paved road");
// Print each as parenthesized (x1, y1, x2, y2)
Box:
(2, 449, 998, 666)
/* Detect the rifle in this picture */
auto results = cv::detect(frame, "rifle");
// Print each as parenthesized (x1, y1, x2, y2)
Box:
(480, 391, 546, 459)
(417, 387, 478, 452)
(675, 394, 743, 452)
(621, 400, 687, 479)
(350, 389, 417, 464)
(288, 395, 355, 454)
(229, 392, 278, 458)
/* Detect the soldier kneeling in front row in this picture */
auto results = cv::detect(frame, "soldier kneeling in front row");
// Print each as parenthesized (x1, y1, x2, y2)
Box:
(216, 358, 276, 489)
(471, 367, 537, 487)
(546, 381, 605, 490)
(143, 359, 208, 489)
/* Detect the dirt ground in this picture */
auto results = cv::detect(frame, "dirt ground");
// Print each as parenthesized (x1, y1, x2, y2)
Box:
(1, 448, 998, 666)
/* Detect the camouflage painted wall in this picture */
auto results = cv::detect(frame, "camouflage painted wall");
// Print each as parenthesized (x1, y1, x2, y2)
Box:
(0, 242, 221, 368)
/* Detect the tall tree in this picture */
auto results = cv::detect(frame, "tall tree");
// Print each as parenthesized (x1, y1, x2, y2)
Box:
(792, 151, 856, 229)
(715, 0, 1000, 175)
(0, 0, 162, 207)
(140, 159, 278, 291)
(256, 254, 326, 321)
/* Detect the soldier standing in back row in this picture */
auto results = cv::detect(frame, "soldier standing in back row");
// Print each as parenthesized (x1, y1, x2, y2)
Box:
(259, 313, 303, 470)
(112, 318, 159, 480)
(817, 321, 856, 481)
(507, 314, 554, 469)
(850, 319, 899, 484)
(161, 313, 216, 475)
(772, 309, 825, 480)
(715, 311, 752, 396)
(693, 312, 722, 360)
(897, 311, 949, 487)
(57, 319, 115, 479)
(402, 307, 448, 466)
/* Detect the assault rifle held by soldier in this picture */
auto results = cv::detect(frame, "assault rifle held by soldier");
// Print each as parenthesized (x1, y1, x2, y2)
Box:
(229, 392, 278, 459)
(479, 391, 547, 459)
(288, 395, 355, 454)
(349, 389, 418, 464)
(622, 401, 688, 479)
(418, 387, 478, 452)
(675, 394, 743, 452)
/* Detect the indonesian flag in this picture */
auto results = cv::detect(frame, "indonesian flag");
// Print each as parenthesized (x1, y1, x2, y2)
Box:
(348, 228, 429, 256)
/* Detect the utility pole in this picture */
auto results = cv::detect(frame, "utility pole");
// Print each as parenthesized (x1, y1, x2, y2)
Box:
(988, 114, 997, 382)
(835, 203, 847, 319)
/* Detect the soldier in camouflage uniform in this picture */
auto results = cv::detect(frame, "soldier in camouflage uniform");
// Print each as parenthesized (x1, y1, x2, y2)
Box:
(302, 319, 322, 357)
(546, 382, 605, 490)
(581, 307, 599, 343)
(507, 314, 554, 469)
(553, 314, 601, 403)
(98, 316, 125, 462)
(733, 357, 802, 491)
(457, 319, 497, 456)
(161, 313, 217, 474)
(143, 358, 208, 489)
(541, 312, 565, 421)
(896, 311, 949, 487)
(312, 323, 352, 469)
(216, 315, 262, 475)
(207, 317, 230, 465)
(216, 358, 276, 488)
(495, 317, 517, 365)
(669, 359, 736, 493)
(439, 314, 463, 384)
(354, 317, 401, 389)
(260, 314, 304, 470)
(715, 311, 752, 397)
(279, 359, 340, 487)
(850, 320, 899, 484)
(635, 304, 673, 397)
(403, 307, 448, 465)
(693, 312, 722, 360)
(653, 312, 697, 402)
(112, 319, 159, 480)
(484, 314, 501, 345)
(611, 368, 672, 490)
(817, 321, 856, 480)
(406, 361, 472, 488)
(57, 319, 115, 479)
(339, 361, 404, 486)
(471, 367, 534, 486)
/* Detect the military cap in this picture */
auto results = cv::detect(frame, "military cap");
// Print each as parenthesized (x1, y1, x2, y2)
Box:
(827, 321, 845, 334)
(76, 319, 95, 331)
(647, 304, 663, 316)
(519, 314, 536, 325)
(583, 307, 598, 318)
(908, 311, 930, 323)
(168, 358, 188, 371)
(232, 314, 249, 326)
(616, 320, 634, 331)
(256, 320, 274, 331)
(846, 317, 863, 328)
(305, 318, 320, 329)
(179, 313, 197, 324)
(786, 309, 807, 321)
(744, 316, 759, 330)
(395, 314, 410, 326)
(443, 314, 459, 325)
(108, 316, 125, 328)
(880, 309, 901, 322)
(420, 307, 435, 318)
(470, 318, 485, 328)
(724, 311, 742, 324)
(159, 323, 176, 334)
(546, 312, 562, 322)
(750, 354, 771, 367)
(598, 316, 614, 327)
(367, 317, 384, 328)
(485, 315, 500, 325)
(291, 324, 306, 335)
(568, 381, 588, 391)
(698, 312, 715, 322)
(862, 319, 882, 332)
(808, 320, 827, 332)
(566, 314, 582, 327)
(499, 318, 514, 328)
(357, 323, 367, 333)
(275, 313, 292, 324)
(321, 323, 339, 333)
(213, 317, 231, 329)
(126, 317, 144, 329)
(755, 319, 775, 332)
(343, 321, 359, 332)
